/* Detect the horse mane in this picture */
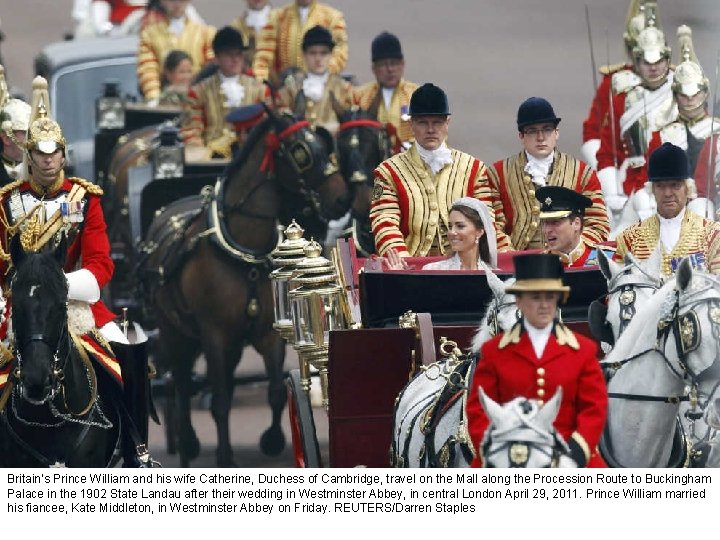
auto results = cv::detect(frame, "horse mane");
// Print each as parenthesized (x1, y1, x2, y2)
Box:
(223, 116, 274, 180)
(471, 277, 516, 353)
(603, 277, 677, 362)
(12, 252, 68, 300)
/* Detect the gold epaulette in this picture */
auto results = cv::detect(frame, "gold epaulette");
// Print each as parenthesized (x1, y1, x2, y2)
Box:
(599, 63, 627, 75)
(498, 322, 522, 349)
(68, 177, 103, 196)
(0, 178, 25, 199)
(554, 323, 580, 350)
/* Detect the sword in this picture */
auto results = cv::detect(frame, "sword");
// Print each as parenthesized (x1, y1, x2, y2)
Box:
(707, 49, 720, 212)
(585, 4, 598, 91)
(607, 29, 619, 169)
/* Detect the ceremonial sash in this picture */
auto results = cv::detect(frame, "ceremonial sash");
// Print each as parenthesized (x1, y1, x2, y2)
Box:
(619, 75, 674, 136)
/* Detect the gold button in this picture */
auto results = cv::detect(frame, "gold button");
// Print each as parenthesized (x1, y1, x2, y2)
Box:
(419, 171, 427, 178)
(427, 187, 435, 194)
(426, 234, 433, 240)
(537, 400, 544, 407)
(533, 204, 540, 212)
(529, 189, 535, 197)
(430, 202, 438, 210)
(537, 378, 545, 387)
(537, 389, 545, 397)
(529, 222, 537, 230)
(429, 219, 437, 226)
(537, 368, 545, 376)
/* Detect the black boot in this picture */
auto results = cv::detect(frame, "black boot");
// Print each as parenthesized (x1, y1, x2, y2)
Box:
(113, 340, 158, 467)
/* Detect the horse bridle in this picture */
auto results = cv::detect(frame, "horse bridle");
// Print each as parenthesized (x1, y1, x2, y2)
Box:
(606, 265, 663, 335)
(485, 295, 519, 337)
(14, 324, 70, 406)
(337, 118, 392, 186)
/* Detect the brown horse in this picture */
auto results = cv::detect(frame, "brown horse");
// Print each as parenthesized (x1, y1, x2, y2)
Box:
(140, 107, 350, 466)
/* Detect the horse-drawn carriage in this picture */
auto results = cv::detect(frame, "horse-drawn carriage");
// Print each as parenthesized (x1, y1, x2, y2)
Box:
(281, 240, 610, 468)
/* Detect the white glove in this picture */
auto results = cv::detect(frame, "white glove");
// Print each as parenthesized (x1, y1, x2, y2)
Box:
(598, 166, 628, 212)
(66, 269, 100, 303)
(581, 139, 601, 170)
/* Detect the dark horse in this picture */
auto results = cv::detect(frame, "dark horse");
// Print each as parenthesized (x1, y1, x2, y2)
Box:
(0, 237, 120, 467)
(333, 94, 394, 256)
(140, 107, 350, 466)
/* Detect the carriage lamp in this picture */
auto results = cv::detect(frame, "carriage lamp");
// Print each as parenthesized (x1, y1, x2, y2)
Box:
(289, 240, 347, 409)
(270, 220, 310, 341)
(152, 122, 185, 180)
(96, 79, 126, 130)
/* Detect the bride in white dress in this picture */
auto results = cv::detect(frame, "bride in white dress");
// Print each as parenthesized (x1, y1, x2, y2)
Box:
(385, 197, 497, 270)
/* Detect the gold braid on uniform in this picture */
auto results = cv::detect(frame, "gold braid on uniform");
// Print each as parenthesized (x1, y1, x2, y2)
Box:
(68, 177, 104, 196)
(0, 179, 26, 261)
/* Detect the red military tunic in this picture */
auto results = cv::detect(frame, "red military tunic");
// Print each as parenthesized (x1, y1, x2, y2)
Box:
(466, 322, 608, 467)
(0, 176, 116, 330)
(94, 0, 146, 25)
(582, 64, 632, 143)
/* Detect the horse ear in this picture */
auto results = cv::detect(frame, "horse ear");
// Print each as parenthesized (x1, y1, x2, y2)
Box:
(597, 248, 619, 280)
(535, 387, 563, 429)
(484, 266, 505, 297)
(478, 387, 506, 427)
(9, 234, 26, 269)
(367, 90, 382, 120)
(676, 257, 693, 291)
(293, 90, 307, 120)
(705, 397, 720, 429)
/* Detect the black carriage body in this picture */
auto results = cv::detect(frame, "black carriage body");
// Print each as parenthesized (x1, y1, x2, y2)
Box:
(34, 36, 140, 182)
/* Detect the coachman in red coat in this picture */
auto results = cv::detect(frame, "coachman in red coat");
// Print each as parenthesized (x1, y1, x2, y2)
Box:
(465, 253, 608, 467)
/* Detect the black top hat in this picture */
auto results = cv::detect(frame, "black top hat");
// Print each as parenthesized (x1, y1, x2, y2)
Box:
(647, 142, 690, 181)
(517, 97, 561, 131)
(409, 83, 450, 116)
(212, 26, 247, 54)
(371, 32, 403, 62)
(536, 186, 592, 219)
(302, 25, 335, 51)
(505, 253, 570, 299)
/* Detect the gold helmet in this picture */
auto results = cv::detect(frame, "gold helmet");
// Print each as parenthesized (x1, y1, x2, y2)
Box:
(0, 64, 9, 110)
(633, 17, 670, 65)
(0, 98, 32, 134)
(25, 76, 66, 155)
(672, 25, 708, 97)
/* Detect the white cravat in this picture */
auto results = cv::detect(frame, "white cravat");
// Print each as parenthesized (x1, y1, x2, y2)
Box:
(658, 207, 686, 252)
(524, 151, 554, 187)
(381, 87, 394, 110)
(168, 16, 185, 36)
(246, 5, 271, 34)
(525, 321, 553, 358)
(415, 142, 453, 174)
(220, 74, 245, 108)
(302, 72, 328, 102)
(298, 6, 310, 24)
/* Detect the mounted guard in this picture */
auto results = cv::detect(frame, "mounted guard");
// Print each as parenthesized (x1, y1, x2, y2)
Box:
(0, 77, 157, 467)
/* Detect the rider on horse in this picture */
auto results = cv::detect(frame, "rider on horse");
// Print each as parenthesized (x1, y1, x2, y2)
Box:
(0, 78, 155, 467)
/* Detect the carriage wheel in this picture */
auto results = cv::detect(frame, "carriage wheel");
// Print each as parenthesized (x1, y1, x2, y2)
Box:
(286, 369, 321, 468)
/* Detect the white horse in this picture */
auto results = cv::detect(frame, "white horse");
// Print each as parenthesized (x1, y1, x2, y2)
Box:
(601, 259, 720, 467)
(478, 387, 577, 468)
(390, 269, 518, 468)
(594, 248, 663, 347)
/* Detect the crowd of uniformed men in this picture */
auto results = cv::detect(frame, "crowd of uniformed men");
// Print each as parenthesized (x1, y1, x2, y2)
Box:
(1, 0, 720, 467)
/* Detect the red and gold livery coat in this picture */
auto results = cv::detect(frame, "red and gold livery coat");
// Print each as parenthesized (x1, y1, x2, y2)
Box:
(615, 210, 720, 275)
(231, 8, 279, 68)
(252, 1, 348, 83)
(370, 145, 490, 257)
(353, 80, 418, 148)
(182, 72, 267, 150)
(486, 150, 609, 252)
(465, 323, 608, 468)
(0, 176, 115, 329)
(137, 15, 216, 102)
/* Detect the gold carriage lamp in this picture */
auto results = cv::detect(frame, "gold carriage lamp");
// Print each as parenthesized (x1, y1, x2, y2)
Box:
(270, 220, 310, 341)
(289, 239, 347, 409)
(152, 121, 185, 180)
(96, 79, 126, 130)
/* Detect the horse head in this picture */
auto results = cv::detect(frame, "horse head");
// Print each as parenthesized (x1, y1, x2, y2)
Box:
(594, 247, 663, 345)
(9, 235, 70, 405)
(478, 387, 575, 468)
(471, 267, 518, 353)
(261, 104, 351, 222)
